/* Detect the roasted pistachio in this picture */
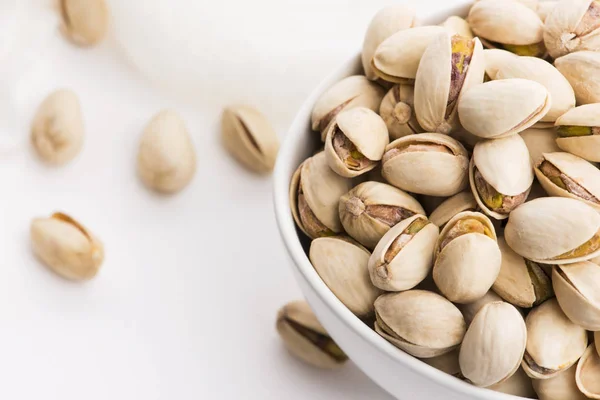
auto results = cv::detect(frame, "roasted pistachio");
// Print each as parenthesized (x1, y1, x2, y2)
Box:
(553, 261, 600, 331)
(379, 85, 423, 140)
(520, 127, 561, 164)
(483, 48, 518, 80)
(576, 343, 600, 399)
(555, 51, 600, 105)
(441, 16, 474, 39)
(544, 0, 600, 58)
(60, 0, 109, 46)
(533, 363, 589, 400)
(429, 191, 477, 229)
(555, 104, 600, 162)
(457, 290, 504, 326)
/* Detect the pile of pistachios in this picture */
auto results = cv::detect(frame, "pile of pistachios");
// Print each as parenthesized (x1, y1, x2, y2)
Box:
(284, 0, 600, 398)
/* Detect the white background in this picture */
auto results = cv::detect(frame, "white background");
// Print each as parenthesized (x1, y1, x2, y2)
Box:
(0, 0, 447, 398)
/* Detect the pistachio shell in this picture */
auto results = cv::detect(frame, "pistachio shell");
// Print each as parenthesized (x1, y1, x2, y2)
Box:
(555, 104, 600, 162)
(520, 128, 561, 164)
(441, 16, 474, 39)
(459, 302, 527, 387)
(488, 367, 536, 398)
(555, 51, 600, 105)
(372, 26, 447, 84)
(362, 5, 417, 80)
(429, 191, 477, 229)
(421, 349, 462, 377)
(458, 79, 551, 139)
(379, 85, 424, 140)
(368, 215, 439, 291)
(537, 1, 558, 22)
(576, 343, 600, 399)
(504, 197, 600, 264)
(60, 0, 109, 46)
(544, 0, 600, 59)
(533, 363, 589, 400)
(457, 290, 504, 326)
(381, 133, 469, 197)
(483, 49, 518, 80)
(553, 262, 600, 330)
(374, 290, 466, 358)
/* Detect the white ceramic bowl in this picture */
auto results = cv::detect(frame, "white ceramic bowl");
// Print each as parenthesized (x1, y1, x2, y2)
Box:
(273, 1, 531, 399)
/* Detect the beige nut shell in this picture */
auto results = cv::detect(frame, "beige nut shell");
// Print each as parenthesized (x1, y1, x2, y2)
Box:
(544, 0, 600, 59)
(520, 128, 561, 165)
(489, 367, 536, 398)
(440, 16, 474, 39)
(429, 191, 477, 228)
(483, 49, 518, 80)
(379, 85, 424, 140)
(553, 262, 600, 331)
(60, 0, 109, 46)
(533, 363, 589, 400)
(555, 104, 600, 162)
(457, 290, 504, 326)
(555, 51, 600, 105)
(576, 343, 600, 399)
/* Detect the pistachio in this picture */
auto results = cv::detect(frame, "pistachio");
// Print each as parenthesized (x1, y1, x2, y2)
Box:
(31, 89, 84, 166)
(338, 181, 425, 250)
(221, 105, 279, 173)
(381, 133, 469, 197)
(459, 301, 527, 387)
(457, 290, 504, 326)
(60, 0, 109, 46)
(368, 215, 439, 291)
(533, 363, 589, 400)
(555, 51, 600, 105)
(379, 85, 424, 140)
(276, 301, 348, 369)
(544, 0, 600, 59)
(324, 107, 389, 178)
(555, 104, 600, 162)
(483, 49, 518, 80)
(30, 212, 104, 281)
(429, 191, 477, 229)
(553, 261, 600, 331)
(137, 110, 196, 194)
(576, 343, 600, 399)
(488, 367, 536, 398)
(421, 349, 462, 377)
(374, 290, 466, 358)
(441, 16, 474, 39)
(520, 127, 561, 164)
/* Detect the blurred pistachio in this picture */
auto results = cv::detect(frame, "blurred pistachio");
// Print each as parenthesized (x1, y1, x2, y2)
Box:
(60, 0, 109, 46)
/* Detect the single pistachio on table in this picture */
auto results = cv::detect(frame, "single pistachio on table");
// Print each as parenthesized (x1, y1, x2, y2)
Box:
(458, 79, 551, 139)
(59, 0, 109, 46)
(504, 197, 600, 264)
(221, 105, 279, 174)
(459, 302, 527, 387)
(534, 152, 600, 212)
(537, 1, 558, 22)
(374, 290, 467, 358)
(483, 49, 518, 80)
(555, 104, 600, 162)
(276, 301, 348, 369)
(309, 237, 382, 317)
(429, 191, 477, 229)
(576, 342, 600, 399)
(30, 212, 104, 281)
(421, 349, 462, 377)
(368, 215, 439, 292)
(290, 152, 352, 239)
(457, 290, 504, 326)
(544, 0, 600, 59)
(488, 367, 536, 398)
(533, 363, 589, 400)
(31, 89, 84, 166)
(433, 211, 502, 304)
(520, 127, 561, 165)
(324, 107, 389, 178)
(379, 84, 424, 140)
(440, 16, 474, 39)
(553, 261, 600, 330)
(555, 51, 600, 105)
(467, 0, 546, 57)
(469, 134, 534, 220)
(381, 133, 469, 197)
(361, 5, 417, 81)
(137, 110, 196, 194)
(414, 32, 485, 134)
(338, 181, 425, 250)
(522, 299, 588, 380)
(371, 26, 447, 84)
(311, 75, 385, 140)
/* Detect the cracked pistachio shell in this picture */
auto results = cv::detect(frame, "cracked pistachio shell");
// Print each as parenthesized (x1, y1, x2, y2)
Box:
(374, 290, 466, 358)
(433, 211, 502, 304)
(338, 181, 425, 250)
(505, 197, 600, 264)
(31, 89, 84, 165)
(441, 16, 474, 39)
(371, 26, 447, 84)
(534, 152, 600, 211)
(520, 128, 561, 164)
(379, 85, 424, 140)
(289, 152, 353, 239)
(310, 75, 385, 138)
(276, 301, 348, 369)
(221, 105, 279, 173)
(368, 215, 439, 291)
(555, 51, 600, 105)
(555, 104, 600, 162)
(381, 133, 469, 197)
(362, 5, 417, 80)
(30, 212, 104, 281)
(533, 363, 589, 400)
(523, 299, 588, 380)
(470, 135, 534, 220)
(458, 79, 551, 139)
(421, 349, 462, 377)
(137, 110, 196, 194)
(544, 0, 600, 58)
(483, 49, 518, 80)
(538, 1, 558, 22)
(494, 238, 554, 308)
(309, 237, 382, 317)
(60, 0, 109, 46)
(324, 107, 389, 178)
(414, 33, 485, 134)
(429, 191, 477, 229)
(457, 290, 504, 326)
(576, 343, 600, 399)
(489, 367, 536, 398)
(553, 261, 600, 330)
(459, 302, 527, 387)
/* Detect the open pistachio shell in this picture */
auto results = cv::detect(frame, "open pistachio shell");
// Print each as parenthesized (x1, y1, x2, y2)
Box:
(441, 16, 474, 39)
(459, 302, 527, 387)
(289, 152, 353, 239)
(535, 152, 600, 211)
(523, 299, 588, 380)
(374, 290, 467, 358)
(381, 133, 469, 197)
(433, 211, 502, 304)
(555, 104, 600, 162)
(371, 26, 447, 84)
(339, 181, 425, 250)
(504, 197, 600, 264)
(414, 33, 485, 134)
(457, 290, 504, 326)
(470, 134, 534, 220)
(489, 367, 536, 398)
(538, 1, 558, 22)
(544, 0, 600, 59)
(483, 49, 518, 80)
(553, 261, 600, 330)
(429, 191, 477, 229)
(576, 343, 600, 399)
(362, 5, 417, 80)
(533, 363, 589, 400)
(520, 128, 561, 164)
(368, 215, 439, 291)
(379, 85, 424, 140)
(458, 79, 551, 139)
(555, 51, 600, 105)
(421, 349, 462, 377)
